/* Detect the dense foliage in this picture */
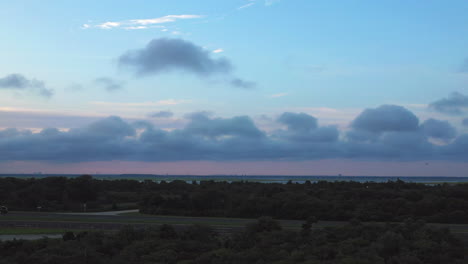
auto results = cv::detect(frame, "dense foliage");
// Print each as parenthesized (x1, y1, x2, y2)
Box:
(141, 179, 468, 223)
(2, 176, 468, 223)
(0, 175, 141, 211)
(0, 218, 465, 264)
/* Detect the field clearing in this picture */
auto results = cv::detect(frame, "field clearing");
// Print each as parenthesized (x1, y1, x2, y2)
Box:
(2, 211, 468, 237)
(0, 228, 85, 235)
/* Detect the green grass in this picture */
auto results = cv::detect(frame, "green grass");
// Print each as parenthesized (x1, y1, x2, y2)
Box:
(3, 213, 468, 235)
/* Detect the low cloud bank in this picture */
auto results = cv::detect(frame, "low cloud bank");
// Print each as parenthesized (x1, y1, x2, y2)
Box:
(0, 104, 466, 163)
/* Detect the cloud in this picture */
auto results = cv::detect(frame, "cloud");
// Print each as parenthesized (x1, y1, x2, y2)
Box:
(276, 112, 338, 143)
(94, 77, 125, 91)
(238, 2, 255, 9)
(148, 111, 174, 118)
(429, 92, 468, 115)
(0, 74, 53, 97)
(230, 78, 256, 89)
(85, 116, 135, 138)
(351, 105, 419, 133)
(0, 110, 103, 129)
(212, 49, 224, 53)
(118, 38, 255, 88)
(269, 93, 288, 98)
(90, 99, 188, 107)
(185, 112, 265, 139)
(2, 106, 468, 162)
(83, 15, 202, 30)
(278, 112, 318, 132)
(421, 118, 456, 141)
(119, 38, 232, 77)
(0, 74, 29, 88)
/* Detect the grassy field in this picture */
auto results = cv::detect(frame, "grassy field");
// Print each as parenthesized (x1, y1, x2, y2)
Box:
(2, 212, 468, 235)
(0, 228, 84, 235)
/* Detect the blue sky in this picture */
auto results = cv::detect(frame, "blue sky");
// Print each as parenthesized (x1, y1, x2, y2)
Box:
(1, 0, 468, 175)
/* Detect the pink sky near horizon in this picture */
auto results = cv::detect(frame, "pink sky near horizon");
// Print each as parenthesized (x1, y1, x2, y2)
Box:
(1, 160, 467, 177)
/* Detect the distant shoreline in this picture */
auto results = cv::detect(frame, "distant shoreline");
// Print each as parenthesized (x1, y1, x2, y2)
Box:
(1, 174, 467, 184)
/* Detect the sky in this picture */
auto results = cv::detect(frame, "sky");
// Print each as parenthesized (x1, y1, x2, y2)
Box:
(1, 0, 468, 176)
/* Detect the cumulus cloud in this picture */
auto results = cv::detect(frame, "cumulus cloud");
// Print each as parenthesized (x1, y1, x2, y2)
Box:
(185, 112, 265, 139)
(83, 15, 202, 30)
(94, 77, 125, 91)
(429, 92, 468, 115)
(351, 105, 419, 133)
(0, 74, 53, 97)
(421, 118, 456, 141)
(84, 116, 135, 138)
(278, 112, 318, 132)
(118, 38, 255, 88)
(119, 38, 231, 76)
(1, 107, 468, 162)
(276, 112, 338, 143)
(148, 111, 174, 118)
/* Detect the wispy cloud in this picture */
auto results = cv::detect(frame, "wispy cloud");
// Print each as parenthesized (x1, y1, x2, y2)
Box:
(238, 2, 255, 9)
(83, 15, 203, 30)
(213, 49, 224, 53)
(269, 93, 288, 98)
(94, 77, 125, 91)
(90, 99, 189, 107)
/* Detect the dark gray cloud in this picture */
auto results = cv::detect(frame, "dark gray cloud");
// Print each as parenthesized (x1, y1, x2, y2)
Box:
(429, 92, 468, 115)
(278, 112, 318, 132)
(149, 111, 174, 118)
(463, 118, 468, 127)
(118, 38, 255, 88)
(83, 116, 135, 138)
(0, 73, 53, 97)
(184, 112, 265, 139)
(94, 77, 125, 91)
(351, 105, 419, 133)
(1, 107, 468, 162)
(346, 129, 379, 143)
(119, 38, 232, 76)
(230, 78, 256, 89)
(276, 112, 337, 143)
(421, 118, 456, 140)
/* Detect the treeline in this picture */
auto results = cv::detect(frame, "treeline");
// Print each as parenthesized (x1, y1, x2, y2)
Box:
(2, 176, 468, 223)
(0, 218, 465, 264)
(140, 179, 468, 224)
(0, 175, 141, 211)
